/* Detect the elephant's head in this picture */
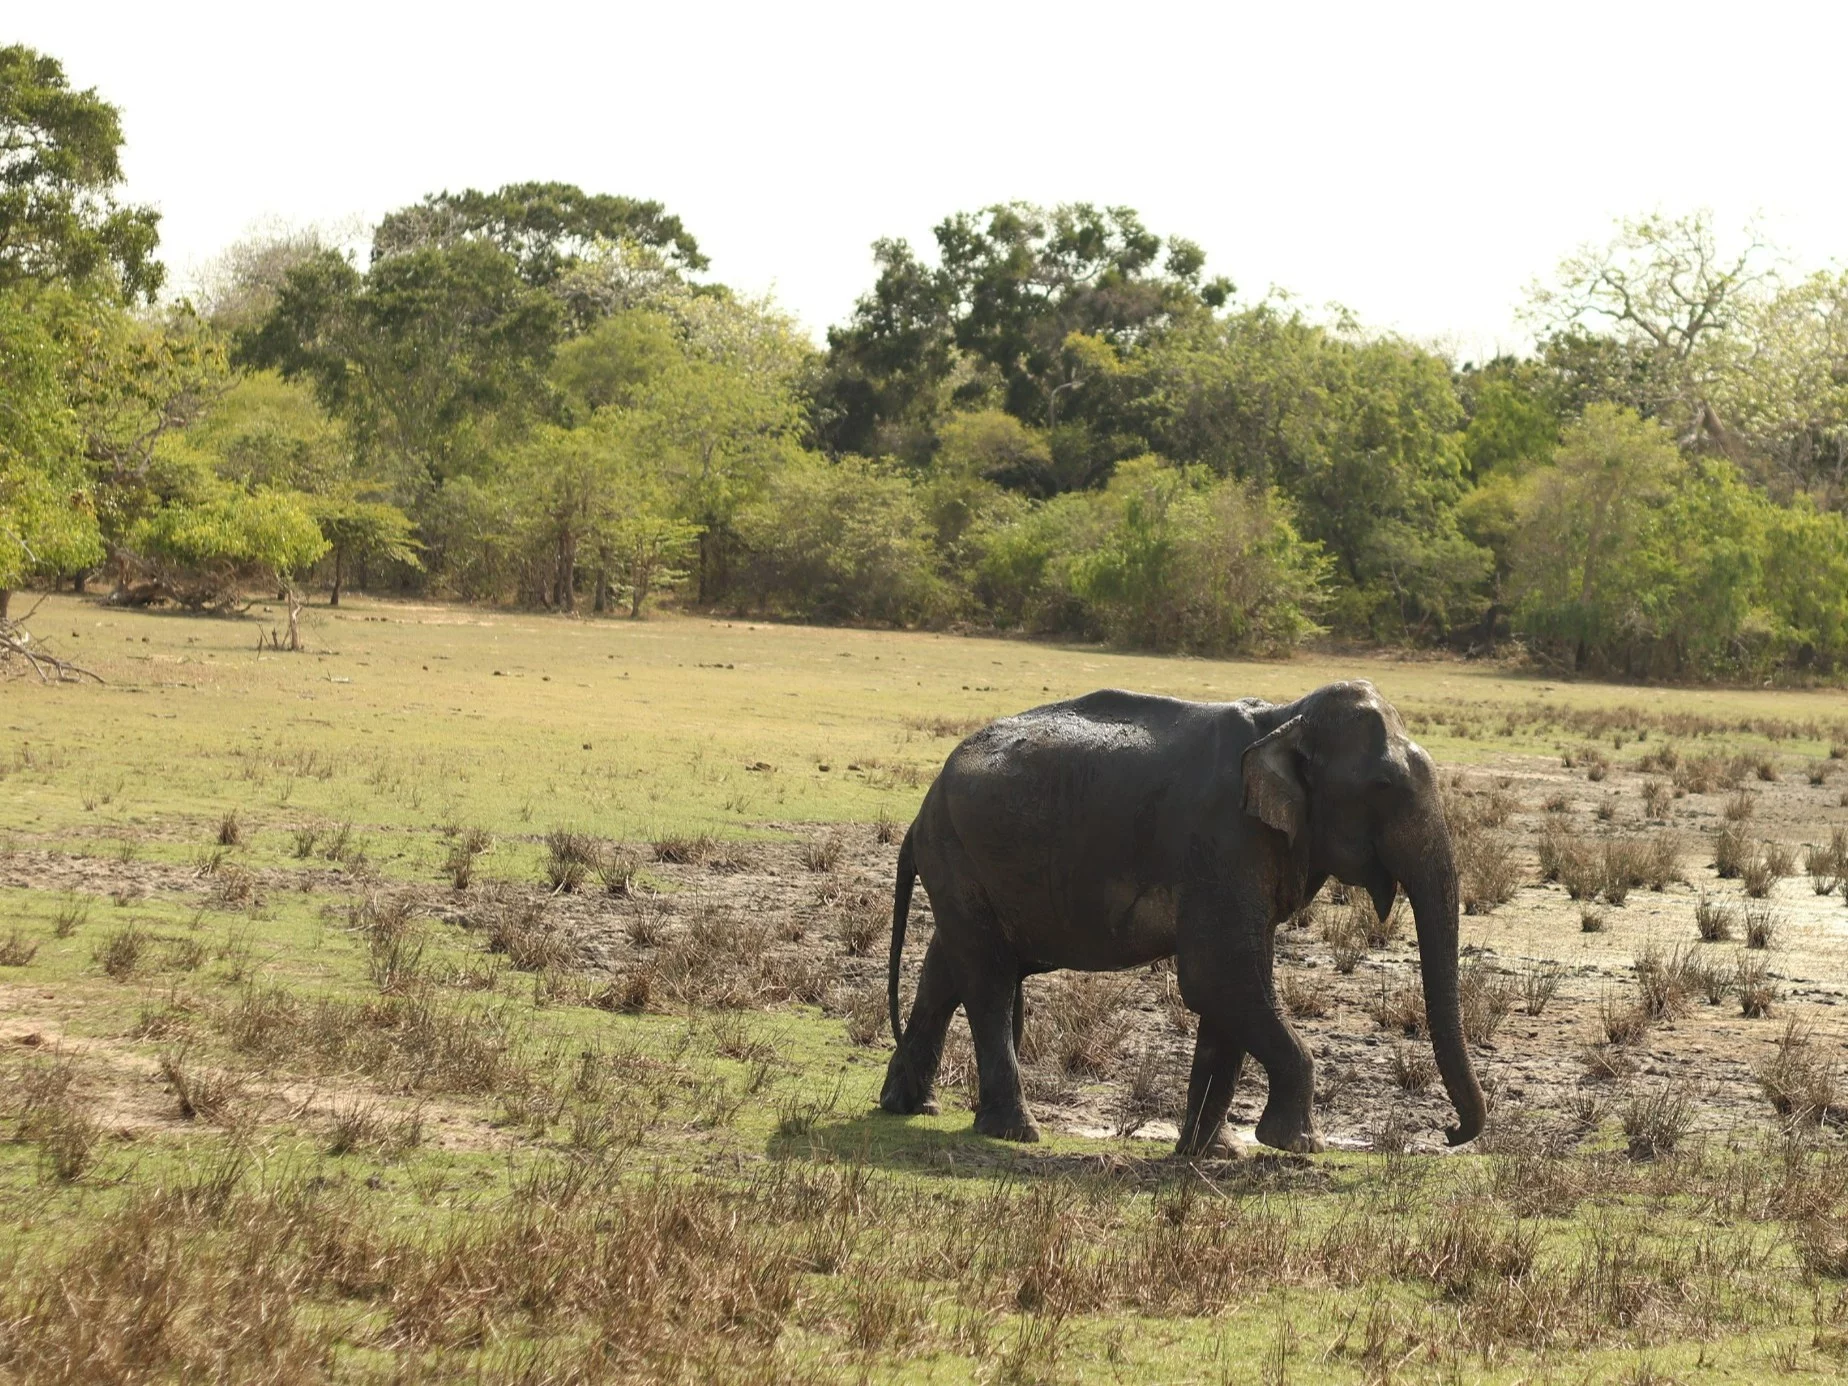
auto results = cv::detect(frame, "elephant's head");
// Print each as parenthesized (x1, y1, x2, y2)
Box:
(1242, 680, 1486, 1146)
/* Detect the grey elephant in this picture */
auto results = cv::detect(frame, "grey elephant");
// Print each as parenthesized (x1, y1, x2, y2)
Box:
(878, 680, 1485, 1154)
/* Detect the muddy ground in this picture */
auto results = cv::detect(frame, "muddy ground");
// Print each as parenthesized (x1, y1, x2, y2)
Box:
(5, 748, 1847, 1157)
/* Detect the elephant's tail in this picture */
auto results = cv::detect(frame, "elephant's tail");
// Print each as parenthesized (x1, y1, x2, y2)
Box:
(888, 825, 916, 1044)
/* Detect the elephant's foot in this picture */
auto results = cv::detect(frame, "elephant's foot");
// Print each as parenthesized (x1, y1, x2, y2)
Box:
(1172, 1124, 1242, 1160)
(973, 1107, 1041, 1143)
(1255, 1110, 1325, 1155)
(878, 1064, 940, 1117)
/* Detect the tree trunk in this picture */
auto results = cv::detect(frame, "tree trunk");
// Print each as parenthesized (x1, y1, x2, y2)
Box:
(1393, 831, 1486, 1147)
(330, 546, 344, 607)
(593, 567, 609, 614)
(0, 589, 9, 619)
(73, 569, 89, 594)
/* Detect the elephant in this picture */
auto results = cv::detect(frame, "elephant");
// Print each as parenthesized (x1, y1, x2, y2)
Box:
(877, 679, 1486, 1155)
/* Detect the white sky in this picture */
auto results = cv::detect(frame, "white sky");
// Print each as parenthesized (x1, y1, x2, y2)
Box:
(19, 1, 1847, 360)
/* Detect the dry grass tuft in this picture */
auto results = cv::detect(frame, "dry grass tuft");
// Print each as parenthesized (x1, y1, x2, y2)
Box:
(1694, 890, 1735, 942)
(1737, 954, 1778, 1018)
(1368, 979, 1426, 1036)
(1023, 974, 1134, 1077)
(1279, 968, 1330, 1019)
(0, 928, 40, 966)
(1621, 1083, 1693, 1160)
(802, 834, 844, 873)
(1756, 1020, 1838, 1127)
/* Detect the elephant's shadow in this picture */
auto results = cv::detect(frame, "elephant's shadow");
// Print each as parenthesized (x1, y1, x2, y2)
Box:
(765, 1109, 1329, 1192)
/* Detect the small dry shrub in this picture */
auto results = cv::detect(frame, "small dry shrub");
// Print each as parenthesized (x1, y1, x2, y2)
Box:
(1279, 968, 1330, 1019)
(1362, 896, 1406, 947)
(1687, 953, 1733, 1006)
(1737, 955, 1778, 1017)
(1459, 831, 1519, 915)
(1694, 891, 1735, 942)
(542, 829, 598, 893)
(94, 921, 147, 979)
(1556, 834, 1604, 902)
(802, 834, 844, 873)
(1600, 990, 1652, 1047)
(1756, 757, 1780, 782)
(1579, 905, 1607, 933)
(1321, 909, 1369, 974)
(159, 1049, 247, 1123)
(1633, 943, 1693, 1020)
(1761, 840, 1795, 878)
(1459, 960, 1517, 1046)
(216, 810, 241, 846)
(595, 846, 639, 897)
(1641, 833, 1683, 890)
(1724, 788, 1756, 822)
(843, 985, 887, 1046)
(1521, 963, 1563, 1016)
(52, 895, 90, 938)
(1023, 974, 1133, 1077)
(0, 928, 40, 966)
(1756, 1020, 1838, 1127)
(872, 808, 899, 845)
(1743, 901, 1779, 950)
(482, 894, 572, 972)
(1621, 1083, 1693, 1160)
(1806, 831, 1846, 894)
(1640, 780, 1671, 818)
(445, 826, 492, 889)
(291, 824, 319, 858)
(1369, 978, 1426, 1036)
(835, 892, 883, 957)
(1390, 1043, 1435, 1093)
(1543, 791, 1571, 813)
(1712, 823, 1751, 879)
(653, 831, 716, 865)
(1601, 838, 1649, 905)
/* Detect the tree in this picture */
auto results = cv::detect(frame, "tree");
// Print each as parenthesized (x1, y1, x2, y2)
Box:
(820, 202, 1230, 458)
(1704, 270, 1848, 508)
(0, 45, 162, 302)
(0, 287, 101, 615)
(308, 491, 419, 605)
(736, 456, 945, 623)
(1067, 457, 1325, 655)
(239, 240, 562, 490)
(372, 182, 706, 293)
(129, 479, 328, 614)
(1525, 211, 1774, 434)
(1509, 404, 1685, 671)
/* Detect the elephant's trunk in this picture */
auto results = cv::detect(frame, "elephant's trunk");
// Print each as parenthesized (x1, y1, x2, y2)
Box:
(1397, 831, 1486, 1146)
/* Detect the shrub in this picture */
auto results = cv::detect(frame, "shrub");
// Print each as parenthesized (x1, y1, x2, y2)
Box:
(1521, 964, 1563, 1016)
(216, 810, 242, 846)
(1368, 979, 1425, 1035)
(0, 929, 40, 966)
(1756, 1021, 1837, 1126)
(1634, 943, 1693, 1020)
(1640, 780, 1671, 818)
(1023, 974, 1134, 1077)
(1622, 1083, 1693, 1160)
(543, 829, 599, 893)
(1712, 824, 1751, 879)
(1321, 909, 1369, 973)
(445, 826, 492, 889)
(1390, 1043, 1435, 1093)
(1743, 902, 1779, 950)
(1279, 968, 1330, 1019)
(1693, 891, 1735, 942)
(1459, 831, 1519, 914)
(1737, 955, 1778, 1017)
(802, 834, 844, 873)
(93, 922, 147, 979)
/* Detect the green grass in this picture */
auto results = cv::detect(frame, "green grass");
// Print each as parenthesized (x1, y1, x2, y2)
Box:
(4, 593, 1848, 1381)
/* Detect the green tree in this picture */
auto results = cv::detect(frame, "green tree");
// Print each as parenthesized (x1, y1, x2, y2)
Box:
(307, 491, 419, 605)
(736, 456, 944, 623)
(820, 203, 1229, 458)
(0, 287, 101, 613)
(1509, 404, 1686, 671)
(0, 45, 162, 301)
(1068, 456, 1325, 655)
(129, 477, 328, 611)
(238, 240, 562, 491)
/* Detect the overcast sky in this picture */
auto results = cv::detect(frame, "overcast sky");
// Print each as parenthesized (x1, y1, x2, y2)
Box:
(20, 1, 1846, 358)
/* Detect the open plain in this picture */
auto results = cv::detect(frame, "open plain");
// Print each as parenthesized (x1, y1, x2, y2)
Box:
(5, 593, 1848, 1383)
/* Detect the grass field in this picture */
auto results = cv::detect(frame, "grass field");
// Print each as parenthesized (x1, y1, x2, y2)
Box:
(4, 592, 1848, 1383)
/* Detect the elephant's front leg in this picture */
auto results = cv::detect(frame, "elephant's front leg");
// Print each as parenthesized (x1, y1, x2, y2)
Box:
(1181, 943, 1324, 1155)
(1174, 1016, 1245, 1157)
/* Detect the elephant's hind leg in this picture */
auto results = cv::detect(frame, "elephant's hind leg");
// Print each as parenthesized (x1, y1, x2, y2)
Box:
(964, 965, 1038, 1142)
(879, 935, 958, 1117)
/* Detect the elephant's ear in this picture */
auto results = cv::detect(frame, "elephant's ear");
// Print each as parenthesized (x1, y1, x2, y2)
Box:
(1242, 716, 1307, 843)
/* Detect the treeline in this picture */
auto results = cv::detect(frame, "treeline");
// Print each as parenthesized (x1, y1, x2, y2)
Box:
(4, 45, 1848, 678)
